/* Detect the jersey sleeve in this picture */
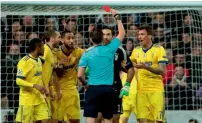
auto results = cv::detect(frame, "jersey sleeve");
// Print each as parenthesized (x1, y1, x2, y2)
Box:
(118, 47, 133, 70)
(107, 38, 121, 53)
(16, 59, 33, 78)
(125, 56, 133, 70)
(158, 46, 168, 64)
(42, 45, 48, 60)
(77, 48, 85, 59)
(78, 53, 88, 68)
(130, 48, 137, 63)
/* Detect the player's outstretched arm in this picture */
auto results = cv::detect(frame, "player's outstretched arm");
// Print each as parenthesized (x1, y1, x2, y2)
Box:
(110, 9, 126, 41)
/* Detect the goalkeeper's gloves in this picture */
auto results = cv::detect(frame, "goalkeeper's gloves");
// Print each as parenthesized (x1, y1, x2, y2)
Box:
(119, 82, 130, 98)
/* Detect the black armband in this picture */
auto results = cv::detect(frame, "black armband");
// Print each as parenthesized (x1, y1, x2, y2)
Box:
(114, 14, 121, 20)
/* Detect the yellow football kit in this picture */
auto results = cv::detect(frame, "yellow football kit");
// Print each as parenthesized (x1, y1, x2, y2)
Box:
(42, 44, 55, 117)
(15, 55, 49, 122)
(42, 44, 54, 88)
(130, 44, 168, 122)
(55, 47, 84, 121)
(50, 48, 60, 119)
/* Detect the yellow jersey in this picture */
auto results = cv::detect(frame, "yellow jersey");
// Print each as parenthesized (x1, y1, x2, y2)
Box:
(16, 55, 45, 105)
(42, 44, 54, 88)
(130, 44, 168, 92)
(55, 47, 84, 90)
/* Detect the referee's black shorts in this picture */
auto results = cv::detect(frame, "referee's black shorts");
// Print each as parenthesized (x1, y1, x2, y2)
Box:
(84, 85, 116, 119)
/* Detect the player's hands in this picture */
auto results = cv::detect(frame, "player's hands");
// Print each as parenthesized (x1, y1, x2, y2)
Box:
(119, 82, 130, 98)
(121, 60, 127, 69)
(57, 90, 62, 101)
(33, 84, 46, 94)
(44, 87, 50, 96)
(50, 91, 56, 101)
(133, 62, 146, 69)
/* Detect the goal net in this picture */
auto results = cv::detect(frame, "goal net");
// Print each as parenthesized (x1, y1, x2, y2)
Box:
(1, 1, 202, 122)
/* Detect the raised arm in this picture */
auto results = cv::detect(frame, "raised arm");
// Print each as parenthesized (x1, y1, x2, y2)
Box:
(110, 9, 126, 41)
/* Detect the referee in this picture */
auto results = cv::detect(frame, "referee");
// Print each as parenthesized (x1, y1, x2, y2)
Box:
(97, 27, 135, 123)
(77, 9, 126, 123)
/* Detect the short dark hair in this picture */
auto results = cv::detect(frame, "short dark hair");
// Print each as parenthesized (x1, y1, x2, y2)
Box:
(102, 26, 114, 35)
(61, 30, 73, 38)
(90, 29, 103, 44)
(138, 25, 152, 35)
(29, 38, 43, 52)
(189, 119, 198, 123)
(44, 31, 57, 42)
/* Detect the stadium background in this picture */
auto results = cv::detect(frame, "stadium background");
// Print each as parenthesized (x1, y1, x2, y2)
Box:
(1, 2, 202, 123)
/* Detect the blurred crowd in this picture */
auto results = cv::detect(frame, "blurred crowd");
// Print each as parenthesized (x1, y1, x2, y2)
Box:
(1, 10, 202, 112)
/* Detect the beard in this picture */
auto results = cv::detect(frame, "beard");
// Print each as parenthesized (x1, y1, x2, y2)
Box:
(64, 43, 74, 49)
(103, 39, 111, 45)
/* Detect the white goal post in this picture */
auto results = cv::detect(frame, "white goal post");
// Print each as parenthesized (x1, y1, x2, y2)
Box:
(1, 1, 202, 16)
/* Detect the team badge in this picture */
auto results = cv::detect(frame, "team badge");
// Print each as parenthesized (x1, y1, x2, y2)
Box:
(115, 53, 118, 61)
(17, 69, 23, 75)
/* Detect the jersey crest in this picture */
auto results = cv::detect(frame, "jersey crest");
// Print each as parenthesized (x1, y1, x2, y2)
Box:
(115, 53, 119, 61)
(17, 69, 23, 75)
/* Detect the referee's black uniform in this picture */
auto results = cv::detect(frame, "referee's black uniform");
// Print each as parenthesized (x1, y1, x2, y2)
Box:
(113, 46, 133, 114)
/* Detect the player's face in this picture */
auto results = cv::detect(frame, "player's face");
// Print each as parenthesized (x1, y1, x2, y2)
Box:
(102, 29, 113, 45)
(38, 42, 44, 56)
(138, 29, 151, 46)
(62, 33, 74, 49)
(53, 32, 61, 48)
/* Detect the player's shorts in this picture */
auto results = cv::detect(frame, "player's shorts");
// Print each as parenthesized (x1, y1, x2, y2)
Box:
(57, 89, 81, 121)
(84, 85, 116, 119)
(136, 92, 165, 122)
(121, 93, 137, 118)
(15, 102, 50, 122)
(113, 90, 123, 114)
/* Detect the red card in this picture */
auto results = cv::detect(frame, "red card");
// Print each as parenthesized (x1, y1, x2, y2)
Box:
(103, 5, 111, 12)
